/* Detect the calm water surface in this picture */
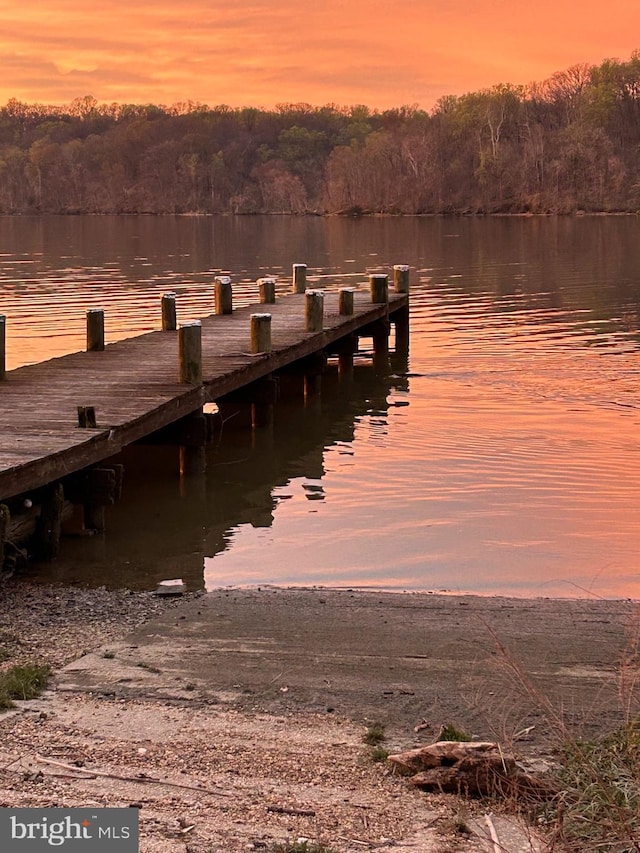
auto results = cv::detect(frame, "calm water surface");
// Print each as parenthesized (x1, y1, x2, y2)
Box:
(2, 214, 640, 599)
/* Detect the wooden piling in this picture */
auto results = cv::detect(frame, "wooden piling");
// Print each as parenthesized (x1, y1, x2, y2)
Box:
(178, 413, 208, 476)
(161, 292, 177, 331)
(305, 290, 324, 332)
(179, 446, 206, 476)
(339, 288, 355, 316)
(215, 275, 233, 315)
(337, 334, 356, 376)
(86, 309, 105, 352)
(0, 503, 8, 569)
(369, 274, 389, 304)
(372, 319, 390, 371)
(394, 305, 410, 361)
(393, 264, 410, 293)
(34, 483, 64, 560)
(0, 315, 5, 381)
(251, 313, 272, 354)
(258, 277, 276, 304)
(293, 263, 307, 294)
(179, 321, 202, 385)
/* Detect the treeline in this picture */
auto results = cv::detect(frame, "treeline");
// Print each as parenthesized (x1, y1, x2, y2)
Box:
(1, 52, 640, 215)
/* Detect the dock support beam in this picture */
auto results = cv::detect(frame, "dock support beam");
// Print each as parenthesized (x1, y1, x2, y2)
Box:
(0, 503, 8, 570)
(34, 483, 64, 560)
(337, 333, 357, 378)
(0, 315, 5, 380)
(303, 351, 326, 399)
(372, 319, 391, 372)
(394, 306, 410, 362)
(179, 411, 208, 476)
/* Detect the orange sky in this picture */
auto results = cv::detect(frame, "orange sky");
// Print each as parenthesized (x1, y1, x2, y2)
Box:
(0, 0, 639, 110)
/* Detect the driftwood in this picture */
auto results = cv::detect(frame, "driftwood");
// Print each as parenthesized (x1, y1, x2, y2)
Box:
(388, 741, 556, 800)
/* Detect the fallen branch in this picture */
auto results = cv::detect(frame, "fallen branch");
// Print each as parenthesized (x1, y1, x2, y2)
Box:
(484, 813, 501, 853)
(34, 754, 229, 797)
(266, 805, 316, 817)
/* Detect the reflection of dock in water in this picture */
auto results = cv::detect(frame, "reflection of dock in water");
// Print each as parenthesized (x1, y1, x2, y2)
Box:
(0, 266, 409, 578)
(36, 364, 409, 590)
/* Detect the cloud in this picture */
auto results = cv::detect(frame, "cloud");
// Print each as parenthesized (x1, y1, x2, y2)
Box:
(0, 0, 638, 109)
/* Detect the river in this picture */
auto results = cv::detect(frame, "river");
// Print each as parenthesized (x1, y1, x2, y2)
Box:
(2, 214, 640, 598)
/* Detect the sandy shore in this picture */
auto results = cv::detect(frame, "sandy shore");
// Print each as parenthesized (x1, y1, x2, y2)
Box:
(0, 580, 637, 852)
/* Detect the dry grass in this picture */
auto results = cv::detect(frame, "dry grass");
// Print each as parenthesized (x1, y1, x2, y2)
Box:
(487, 617, 640, 852)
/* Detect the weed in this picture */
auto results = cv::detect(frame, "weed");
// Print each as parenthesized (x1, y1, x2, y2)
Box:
(369, 745, 389, 763)
(438, 722, 471, 742)
(136, 661, 161, 674)
(268, 842, 335, 853)
(102, 650, 116, 659)
(0, 647, 11, 662)
(363, 721, 386, 745)
(0, 663, 50, 709)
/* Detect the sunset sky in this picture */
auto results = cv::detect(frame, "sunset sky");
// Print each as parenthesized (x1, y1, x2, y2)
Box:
(0, 0, 639, 111)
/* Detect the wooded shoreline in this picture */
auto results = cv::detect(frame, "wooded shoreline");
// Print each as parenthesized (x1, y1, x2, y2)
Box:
(1, 51, 640, 217)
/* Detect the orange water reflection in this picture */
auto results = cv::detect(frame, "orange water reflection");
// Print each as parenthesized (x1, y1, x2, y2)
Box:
(7, 215, 640, 599)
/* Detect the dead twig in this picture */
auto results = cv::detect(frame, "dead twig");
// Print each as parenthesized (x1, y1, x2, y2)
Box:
(266, 805, 316, 817)
(484, 812, 501, 853)
(34, 754, 229, 797)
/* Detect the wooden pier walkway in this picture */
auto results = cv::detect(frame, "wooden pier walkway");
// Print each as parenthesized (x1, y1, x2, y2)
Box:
(0, 278, 409, 509)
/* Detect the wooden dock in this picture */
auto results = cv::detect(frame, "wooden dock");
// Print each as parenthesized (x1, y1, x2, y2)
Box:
(0, 274, 409, 526)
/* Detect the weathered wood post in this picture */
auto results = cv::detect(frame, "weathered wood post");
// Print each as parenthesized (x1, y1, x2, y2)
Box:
(215, 275, 233, 315)
(179, 321, 202, 385)
(251, 313, 272, 354)
(293, 263, 307, 294)
(0, 503, 8, 569)
(161, 292, 177, 331)
(86, 308, 105, 352)
(34, 483, 64, 559)
(368, 274, 390, 369)
(305, 290, 324, 332)
(337, 333, 357, 377)
(369, 273, 389, 304)
(393, 264, 410, 362)
(179, 411, 207, 476)
(339, 287, 355, 316)
(252, 376, 278, 429)
(0, 315, 5, 380)
(258, 276, 276, 304)
(303, 351, 326, 399)
(393, 264, 410, 293)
